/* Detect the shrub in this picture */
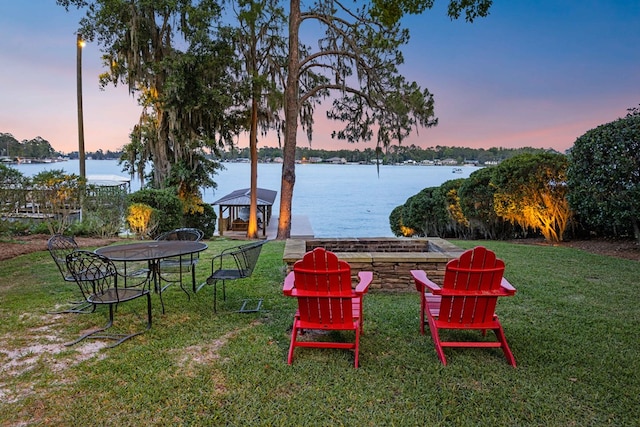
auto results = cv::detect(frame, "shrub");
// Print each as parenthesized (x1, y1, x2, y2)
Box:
(388, 205, 404, 236)
(396, 188, 437, 237)
(432, 178, 470, 238)
(0, 165, 30, 234)
(492, 153, 570, 242)
(458, 167, 512, 240)
(184, 202, 217, 238)
(567, 114, 640, 243)
(30, 169, 83, 235)
(126, 203, 158, 239)
(83, 184, 128, 237)
(127, 188, 183, 236)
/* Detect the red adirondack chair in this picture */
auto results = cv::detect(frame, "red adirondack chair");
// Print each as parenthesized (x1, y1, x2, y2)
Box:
(283, 247, 373, 368)
(410, 246, 517, 366)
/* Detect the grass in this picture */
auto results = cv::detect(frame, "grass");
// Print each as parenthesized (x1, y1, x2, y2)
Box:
(0, 238, 638, 425)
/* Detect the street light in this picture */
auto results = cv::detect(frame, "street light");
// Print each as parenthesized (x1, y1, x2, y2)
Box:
(77, 32, 86, 180)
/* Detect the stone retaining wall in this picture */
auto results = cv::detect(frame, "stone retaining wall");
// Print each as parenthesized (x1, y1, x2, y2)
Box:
(283, 237, 464, 292)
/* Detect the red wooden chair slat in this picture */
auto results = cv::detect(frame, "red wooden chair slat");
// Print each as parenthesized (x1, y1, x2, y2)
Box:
(283, 247, 372, 368)
(411, 246, 517, 366)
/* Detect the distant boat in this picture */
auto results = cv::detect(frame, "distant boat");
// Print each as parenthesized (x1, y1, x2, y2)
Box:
(452, 167, 463, 174)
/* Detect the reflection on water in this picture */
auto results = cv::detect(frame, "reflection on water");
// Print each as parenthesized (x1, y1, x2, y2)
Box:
(12, 159, 481, 237)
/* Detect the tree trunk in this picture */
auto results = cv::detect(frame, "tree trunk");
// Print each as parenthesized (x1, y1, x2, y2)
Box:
(247, 94, 259, 239)
(152, 108, 172, 188)
(150, 63, 171, 188)
(276, 0, 301, 240)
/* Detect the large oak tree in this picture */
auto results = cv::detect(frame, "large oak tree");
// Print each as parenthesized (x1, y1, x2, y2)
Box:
(276, 0, 492, 239)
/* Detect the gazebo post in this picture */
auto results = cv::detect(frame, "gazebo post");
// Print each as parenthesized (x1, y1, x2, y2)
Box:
(260, 206, 266, 237)
(218, 205, 224, 236)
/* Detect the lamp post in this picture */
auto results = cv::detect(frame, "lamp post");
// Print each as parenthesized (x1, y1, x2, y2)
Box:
(76, 33, 86, 180)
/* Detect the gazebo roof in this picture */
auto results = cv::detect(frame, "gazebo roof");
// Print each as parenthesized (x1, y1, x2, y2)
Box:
(87, 174, 131, 187)
(212, 188, 277, 207)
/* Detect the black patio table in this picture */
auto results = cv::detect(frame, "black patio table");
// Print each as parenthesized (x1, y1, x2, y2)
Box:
(95, 240, 208, 313)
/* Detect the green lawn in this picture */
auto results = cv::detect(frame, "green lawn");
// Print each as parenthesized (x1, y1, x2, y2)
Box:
(0, 238, 638, 425)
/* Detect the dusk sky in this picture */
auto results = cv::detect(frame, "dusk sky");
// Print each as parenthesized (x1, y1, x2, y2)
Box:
(1, 1, 638, 155)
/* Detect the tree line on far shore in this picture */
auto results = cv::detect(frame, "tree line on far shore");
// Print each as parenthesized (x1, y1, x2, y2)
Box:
(0, 131, 559, 166)
(226, 145, 561, 165)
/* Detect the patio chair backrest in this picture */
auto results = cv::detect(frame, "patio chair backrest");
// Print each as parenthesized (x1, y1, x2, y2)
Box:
(47, 234, 78, 282)
(439, 246, 506, 326)
(292, 247, 355, 324)
(235, 241, 265, 277)
(65, 251, 119, 302)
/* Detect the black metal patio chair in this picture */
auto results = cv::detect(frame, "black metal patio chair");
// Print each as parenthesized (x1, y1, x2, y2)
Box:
(47, 234, 95, 314)
(199, 240, 266, 312)
(155, 228, 203, 294)
(65, 251, 152, 348)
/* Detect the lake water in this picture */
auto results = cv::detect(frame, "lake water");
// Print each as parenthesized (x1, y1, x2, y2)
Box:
(11, 159, 481, 237)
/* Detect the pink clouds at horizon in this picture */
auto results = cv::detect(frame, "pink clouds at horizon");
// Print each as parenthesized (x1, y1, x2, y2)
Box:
(3, 92, 625, 155)
(248, 103, 624, 154)
(3, 87, 139, 155)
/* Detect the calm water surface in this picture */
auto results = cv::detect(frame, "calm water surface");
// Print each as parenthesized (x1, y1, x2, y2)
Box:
(13, 160, 481, 237)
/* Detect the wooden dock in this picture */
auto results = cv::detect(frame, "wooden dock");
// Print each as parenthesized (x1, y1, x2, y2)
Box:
(215, 215, 314, 240)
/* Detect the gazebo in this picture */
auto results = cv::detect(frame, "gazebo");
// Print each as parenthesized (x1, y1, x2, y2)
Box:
(212, 188, 277, 237)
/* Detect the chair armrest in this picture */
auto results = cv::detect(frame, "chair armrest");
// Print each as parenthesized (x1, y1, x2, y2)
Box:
(355, 271, 373, 294)
(209, 253, 223, 271)
(410, 270, 442, 294)
(283, 271, 296, 296)
(500, 277, 517, 295)
(210, 249, 242, 273)
(221, 245, 239, 255)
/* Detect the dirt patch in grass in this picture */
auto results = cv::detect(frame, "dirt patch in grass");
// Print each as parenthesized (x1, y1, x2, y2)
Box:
(0, 234, 120, 261)
(0, 314, 107, 404)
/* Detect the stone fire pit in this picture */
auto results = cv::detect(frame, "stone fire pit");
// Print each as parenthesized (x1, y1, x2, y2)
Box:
(283, 237, 464, 292)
